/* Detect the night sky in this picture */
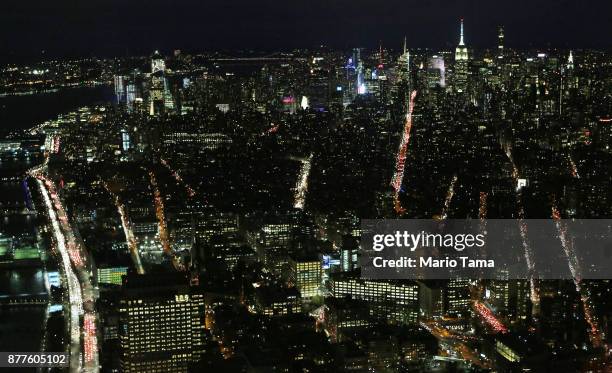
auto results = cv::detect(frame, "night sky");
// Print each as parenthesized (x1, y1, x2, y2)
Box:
(2, 0, 611, 62)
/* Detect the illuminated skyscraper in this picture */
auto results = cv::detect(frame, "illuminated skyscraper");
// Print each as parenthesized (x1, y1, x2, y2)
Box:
(498, 26, 505, 59)
(446, 278, 470, 318)
(376, 43, 390, 103)
(149, 51, 166, 115)
(353, 48, 366, 95)
(118, 274, 205, 373)
(163, 79, 175, 111)
(427, 56, 446, 88)
(564, 50, 578, 91)
(126, 83, 137, 112)
(454, 18, 469, 93)
(287, 252, 322, 299)
(397, 37, 411, 85)
(121, 129, 131, 152)
(151, 50, 166, 74)
(114, 75, 126, 104)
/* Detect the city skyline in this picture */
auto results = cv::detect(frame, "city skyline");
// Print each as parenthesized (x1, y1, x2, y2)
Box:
(0, 3, 610, 372)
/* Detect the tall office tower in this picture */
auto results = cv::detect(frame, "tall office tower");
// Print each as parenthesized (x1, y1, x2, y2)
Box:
(414, 61, 427, 93)
(353, 48, 366, 95)
(397, 37, 411, 84)
(376, 43, 390, 103)
(418, 281, 444, 319)
(395, 38, 412, 111)
(114, 75, 126, 104)
(151, 50, 166, 74)
(255, 221, 291, 270)
(163, 79, 175, 111)
(454, 18, 469, 93)
(287, 252, 323, 299)
(565, 50, 578, 90)
(560, 50, 578, 114)
(427, 56, 446, 88)
(121, 129, 131, 152)
(150, 75, 165, 115)
(509, 280, 531, 323)
(126, 84, 137, 112)
(149, 51, 166, 115)
(340, 235, 359, 272)
(118, 274, 205, 373)
(445, 278, 471, 319)
(498, 26, 505, 58)
(488, 279, 510, 313)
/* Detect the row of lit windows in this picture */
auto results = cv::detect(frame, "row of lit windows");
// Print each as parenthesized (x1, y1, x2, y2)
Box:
(332, 282, 418, 299)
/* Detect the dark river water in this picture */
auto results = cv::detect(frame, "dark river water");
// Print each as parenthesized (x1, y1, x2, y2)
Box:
(0, 85, 115, 136)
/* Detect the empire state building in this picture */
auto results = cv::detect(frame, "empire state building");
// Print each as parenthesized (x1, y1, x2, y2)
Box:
(454, 18, 469, 93)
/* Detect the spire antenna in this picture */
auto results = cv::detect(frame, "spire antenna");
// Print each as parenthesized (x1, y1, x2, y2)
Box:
(459, 17, 465, 46)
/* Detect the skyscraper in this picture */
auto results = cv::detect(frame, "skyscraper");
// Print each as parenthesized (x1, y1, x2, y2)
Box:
(354, 48, 366, 95)
(397, 37, 411, 85)
(126, 83, 138, 112)
(151, 50, 166, 74)
(119, 274, 206, 373)
(149, 51, 166, 116)
(114, 75, 126, 104)
(498, 26, 505, 59)
(454, 18, 469, 93)
(564, 50, 578, 91)
(427, 56, 446, 88)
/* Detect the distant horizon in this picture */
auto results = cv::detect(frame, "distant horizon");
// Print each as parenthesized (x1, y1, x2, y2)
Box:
(1, 44, 609, 66)
(2, 0, 611, 64)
